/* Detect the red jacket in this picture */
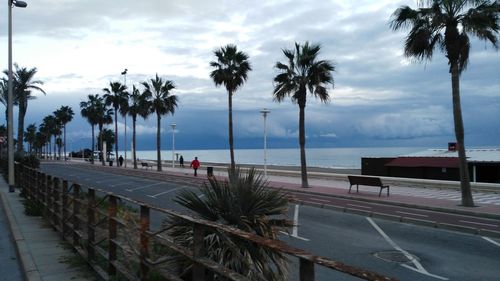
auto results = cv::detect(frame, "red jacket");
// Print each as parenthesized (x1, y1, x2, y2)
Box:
(190, 159, 200, 169)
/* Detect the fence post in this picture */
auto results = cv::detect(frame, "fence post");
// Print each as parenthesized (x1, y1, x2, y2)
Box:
(192, 223, 205, 281)
(299, 258, 315, 281)
(62, 180, 69, 240)
(140, 205, 150, 281)
(46, 175, 53, 219)
(72, 184, 81, 247)
(87, 188, 96, 263)
(53, 177, 60, 228)
(108, 195, 117, 277)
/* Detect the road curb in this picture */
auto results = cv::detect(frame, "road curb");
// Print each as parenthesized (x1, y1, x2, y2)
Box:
(0, 190, 42, 281)
(279, 186, 500, 220)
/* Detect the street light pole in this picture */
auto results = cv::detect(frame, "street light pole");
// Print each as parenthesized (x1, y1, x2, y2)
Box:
(8, 0, 27, 192)
(121, 68, 127, 168)
(260, 108, 270, 177)
(171, 123, 176, 168)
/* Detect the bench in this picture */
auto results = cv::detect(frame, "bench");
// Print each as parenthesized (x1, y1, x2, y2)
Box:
(348, 176, 389, 197)
(141, 162, 153, 170)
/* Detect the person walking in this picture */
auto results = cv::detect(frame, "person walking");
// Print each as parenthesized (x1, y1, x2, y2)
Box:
(118, 155, 124, 167)
(190, 157, 200, 176)
(179, 155, 184, 167)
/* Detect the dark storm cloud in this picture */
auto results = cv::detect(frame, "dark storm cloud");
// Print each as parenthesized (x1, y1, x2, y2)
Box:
(4, 0, 499, 149)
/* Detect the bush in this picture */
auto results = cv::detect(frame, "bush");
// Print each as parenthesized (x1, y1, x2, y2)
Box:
(23, 198, 43, 216)
(20, 154, 40, 169)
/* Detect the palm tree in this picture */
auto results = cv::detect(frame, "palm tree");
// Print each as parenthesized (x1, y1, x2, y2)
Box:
(80, 94, 112, 165)
(127, 85, 150, 169)
(0, 78, 19, 131)
(164, 168, 291, 280)
(80, 95, 99, 163)
(95, 98, 113, 166)
(54, 106, 74, 160)
(41, 115, 59, 160)
(24, 123, 36, 154)
(390, 0, 499, 207)
(142, 74, 178, 172)
(103, 82, 127, 167)
(210, 44, 252, 171)
(273, 42, 335, 188)
(5, 64, 46, 152)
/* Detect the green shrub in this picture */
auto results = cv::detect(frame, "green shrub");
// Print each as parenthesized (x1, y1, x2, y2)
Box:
(23, 198, 43, 216)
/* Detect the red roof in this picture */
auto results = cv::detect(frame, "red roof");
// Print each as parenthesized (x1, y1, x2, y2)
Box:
(385, 157, 459, 168)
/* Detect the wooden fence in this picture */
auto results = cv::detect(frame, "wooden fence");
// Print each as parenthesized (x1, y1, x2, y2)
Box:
(15, 164, 395, 281)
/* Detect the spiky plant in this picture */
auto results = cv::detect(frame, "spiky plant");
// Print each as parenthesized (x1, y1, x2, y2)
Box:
(163, 168, 291, 280)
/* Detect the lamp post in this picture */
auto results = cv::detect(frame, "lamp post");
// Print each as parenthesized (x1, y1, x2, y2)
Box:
(260, 108, 270, 177)
(171, 123, 176, 168)
(121, 68, 127, 168)
(8, 0, 27, 192)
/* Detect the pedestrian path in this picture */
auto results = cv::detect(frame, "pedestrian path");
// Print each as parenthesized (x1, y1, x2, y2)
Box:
(0, 189, 23, 281)
(0, 177, 97, 281)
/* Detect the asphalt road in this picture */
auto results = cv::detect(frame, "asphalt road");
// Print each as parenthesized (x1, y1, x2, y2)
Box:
(40, 163, 500, 281)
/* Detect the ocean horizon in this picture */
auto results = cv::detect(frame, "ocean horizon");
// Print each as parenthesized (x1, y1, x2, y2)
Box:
(126, 147, 431, 169)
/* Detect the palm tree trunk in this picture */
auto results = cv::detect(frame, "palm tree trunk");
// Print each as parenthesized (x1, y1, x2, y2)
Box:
(133, 116, 137, 169)
(63, 125, 67, 161)
(228, 90, 235, 171)
(17, 104, 26, 152)
(156, 113, 162, 172)
(114, 108, 119, 168)
(451, 64, 474, 207)
(99, 124, 105, 166)
(53, 136, 56, 160)
(91, 124, 95, 164)
(298, 103, 309, 188)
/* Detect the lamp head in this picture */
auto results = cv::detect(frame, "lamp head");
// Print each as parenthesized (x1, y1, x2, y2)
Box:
(12, 0, 28, 8)
(121, 69, 128, 75)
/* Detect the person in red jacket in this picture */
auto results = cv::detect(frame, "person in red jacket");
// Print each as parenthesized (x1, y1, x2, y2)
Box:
(190, 157, 200, 176)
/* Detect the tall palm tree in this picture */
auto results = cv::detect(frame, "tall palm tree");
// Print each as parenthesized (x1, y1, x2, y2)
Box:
(80, 94, 112, 165)
(390, 0, 499, 207)
(103, 82, 127, 167)
(41, 115, 59, 160)
(210, 44, 252, 171)
(164, 168, 291, 280)
(5, 64, 46, 152)
(54, 106, 74, 160)
(142, 74, 178, 172)
(0, 78, 19, 128)
(24, 123, 36, 154)
(80, 95, 99, 163)
(127, 85, 150, 169)
(273, 42, 335, 188)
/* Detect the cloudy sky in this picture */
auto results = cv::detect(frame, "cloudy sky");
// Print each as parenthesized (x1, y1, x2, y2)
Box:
(1, 0, 499, 151)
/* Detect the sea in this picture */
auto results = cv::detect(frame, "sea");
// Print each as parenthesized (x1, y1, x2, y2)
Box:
(132, 147, 429, 169)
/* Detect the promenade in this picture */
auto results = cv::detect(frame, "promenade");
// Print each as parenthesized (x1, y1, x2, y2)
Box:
(1, 159, 499, 280)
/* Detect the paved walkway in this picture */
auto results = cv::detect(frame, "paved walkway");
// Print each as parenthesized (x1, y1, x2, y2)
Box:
(0, 177, 96, 281)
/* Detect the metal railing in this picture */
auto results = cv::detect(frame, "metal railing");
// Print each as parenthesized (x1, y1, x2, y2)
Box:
(15, 164, 396, 281)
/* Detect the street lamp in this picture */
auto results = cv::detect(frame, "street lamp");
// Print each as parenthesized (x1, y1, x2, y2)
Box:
(8, 0, 28, 192)
(171, 123, 176, 168)
(260, 108, 270, 177)
(121, 68, 127, 168)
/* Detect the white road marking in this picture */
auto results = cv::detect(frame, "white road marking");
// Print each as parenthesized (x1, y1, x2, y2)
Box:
(459, 220, 498, 228)
(147, 187, 183, 198)
(280, 204, 310, 241)
(126, 182, 164, 192)
(482, 237, 500, 247)
(396, 211, 429, 218)
(367, 217, 448, 280)
(347, 204, 372, 209)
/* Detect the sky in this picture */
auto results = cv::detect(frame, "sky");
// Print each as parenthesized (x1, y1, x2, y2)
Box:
(0, 0, 499, 152)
